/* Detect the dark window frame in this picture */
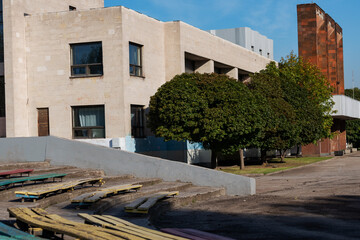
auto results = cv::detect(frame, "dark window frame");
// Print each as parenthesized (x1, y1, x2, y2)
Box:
(70, 42, 103, 77)
(129, 42, 143, 77)
(131, 105, 145, 138)
(72, 105, 105, 139)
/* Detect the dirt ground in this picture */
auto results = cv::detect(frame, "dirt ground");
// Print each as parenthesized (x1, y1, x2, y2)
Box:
(152, 152, 360, 240)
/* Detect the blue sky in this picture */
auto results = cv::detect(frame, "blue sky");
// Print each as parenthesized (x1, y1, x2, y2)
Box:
(104, 0, 360, 89)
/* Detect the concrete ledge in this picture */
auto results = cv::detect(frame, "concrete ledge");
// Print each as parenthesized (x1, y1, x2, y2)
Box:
(0, 136, 255, 196)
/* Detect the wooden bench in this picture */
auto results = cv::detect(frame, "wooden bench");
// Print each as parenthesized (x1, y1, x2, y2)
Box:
(161, 228, 236, 240)
(15, 177, 103, 202)
(8, 207, 145, 240)
(71, 184, 142, 206)
(125, 191, 179, 214)
(0, 169, 34, 178)
(0, 222, 44, 240)
(78, 213, 188, 240)
(0, 173, 67, 190)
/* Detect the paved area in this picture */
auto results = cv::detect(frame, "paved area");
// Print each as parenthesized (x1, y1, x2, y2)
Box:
(153, 152, 360, 240)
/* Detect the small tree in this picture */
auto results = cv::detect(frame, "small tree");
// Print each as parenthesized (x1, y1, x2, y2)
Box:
(148, 73, 264, 169)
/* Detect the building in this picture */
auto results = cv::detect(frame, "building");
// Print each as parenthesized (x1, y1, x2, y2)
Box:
(0, 0, 271, 163)
(297, 3, 360, 156)
(208, 27, 274, 60)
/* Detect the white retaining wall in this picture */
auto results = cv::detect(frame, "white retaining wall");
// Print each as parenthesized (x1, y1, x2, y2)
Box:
(0, 136, 256, 196)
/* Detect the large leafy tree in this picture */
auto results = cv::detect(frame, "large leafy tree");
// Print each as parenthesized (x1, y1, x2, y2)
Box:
(345, 88, 360, 148)
(249, 53, 334, 162)
(148, 73, 264, 168)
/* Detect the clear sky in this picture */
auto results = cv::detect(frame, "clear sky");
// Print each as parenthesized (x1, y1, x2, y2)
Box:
(104, 0, 360, 89)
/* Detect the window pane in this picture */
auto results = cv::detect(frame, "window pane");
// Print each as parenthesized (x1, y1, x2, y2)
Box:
(72, 42, 102, 65)
(89, 65, 103, 75)
(72, 66, 86, 75)
(74, 106, 104, 127)
(129, 44, 141, 65)
(74, 129, 88, 137)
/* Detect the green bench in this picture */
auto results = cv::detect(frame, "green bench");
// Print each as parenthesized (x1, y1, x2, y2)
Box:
(0, 173, 67, 190)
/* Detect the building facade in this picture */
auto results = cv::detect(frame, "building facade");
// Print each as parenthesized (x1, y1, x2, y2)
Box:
(1, 0, 271, 163)
(208, 27, 274, 60)
(297, 3, 358, 156)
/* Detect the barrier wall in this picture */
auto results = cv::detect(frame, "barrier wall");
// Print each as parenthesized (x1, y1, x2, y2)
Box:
(0, 136, 255, 196)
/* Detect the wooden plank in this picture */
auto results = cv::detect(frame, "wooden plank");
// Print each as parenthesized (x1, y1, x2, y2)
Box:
(0, 169, 34, 178)
(125, 191, 178, 213)
(79, 214, 188, 240)
(8, 207, 143, 240)
(83, 184, 142, 203)
(0, 173, 67, 189)
(0, 222, 44, 240)
(14, 178, 103, 200)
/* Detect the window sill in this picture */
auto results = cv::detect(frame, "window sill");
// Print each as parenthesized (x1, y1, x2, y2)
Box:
(70, 74, 103, 79)
(130, 74, 145, 79)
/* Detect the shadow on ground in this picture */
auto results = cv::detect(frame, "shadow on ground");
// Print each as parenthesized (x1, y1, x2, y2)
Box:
(151, 195, 360, 240)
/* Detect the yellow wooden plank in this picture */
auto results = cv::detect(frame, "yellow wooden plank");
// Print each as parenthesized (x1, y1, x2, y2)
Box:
(79, 214, 188, 240)
(8, 208, 138, 240)
(137, 191, 179, 211)
(124, 197, 148, 210)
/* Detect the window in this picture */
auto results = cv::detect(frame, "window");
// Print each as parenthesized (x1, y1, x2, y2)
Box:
(259, 49, 262, 55)
(71, 42, 103, 77)
(267, 52, 270, 58)
(0, 77, 4, 117)
(251, 46, 254, 52)
(129, 43, 142, 76)
(69, 5, 76, 11)
(72, 105, 105, 138)
(131, 105, 145, 138)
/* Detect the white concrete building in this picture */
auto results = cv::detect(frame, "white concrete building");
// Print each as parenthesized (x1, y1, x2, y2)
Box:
(0, 0, 272, 163)
(209, 27, 274, 60)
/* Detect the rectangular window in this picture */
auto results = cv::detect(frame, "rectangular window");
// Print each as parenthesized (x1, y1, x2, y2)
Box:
(131, 105, 145, 138)
(251, 46, 254, 52)
(0, 77, 4, 117)
(129, 43, 142, 77)
(71, 42, 103, 77)
(69, 5, 76, 11)
(259, 49, 262, 55)
(72, 105, 105, 138)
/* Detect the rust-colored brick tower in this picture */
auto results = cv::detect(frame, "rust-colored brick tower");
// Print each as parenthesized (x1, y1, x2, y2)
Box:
(297, 3, 346, 156)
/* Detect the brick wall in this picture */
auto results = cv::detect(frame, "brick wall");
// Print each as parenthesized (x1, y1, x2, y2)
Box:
(297, 3, 344, 95)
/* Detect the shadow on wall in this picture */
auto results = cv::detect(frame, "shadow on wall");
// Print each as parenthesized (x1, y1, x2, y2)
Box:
(131, 136, 188, 163)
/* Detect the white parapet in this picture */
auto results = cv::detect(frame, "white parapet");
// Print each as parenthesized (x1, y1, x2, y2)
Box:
(332, 95, 360, 120)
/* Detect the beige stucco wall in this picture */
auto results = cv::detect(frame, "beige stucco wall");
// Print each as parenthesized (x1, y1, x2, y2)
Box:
(4, 3, 272, 140)
(3, 0, 104, 137)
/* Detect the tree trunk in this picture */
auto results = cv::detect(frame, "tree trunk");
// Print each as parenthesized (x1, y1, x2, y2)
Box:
(280, 150, 286, 163)
(239, 149, 245, 170)
(296, 145, 301, 158)
(211, 149, 218, 169)
(261, 149, 267, 164)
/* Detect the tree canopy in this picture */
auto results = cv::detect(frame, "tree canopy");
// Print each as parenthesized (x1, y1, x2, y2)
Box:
(249, 53, 334, 161)
(345, 88, 360, 148)
(148, 72, 264, 168)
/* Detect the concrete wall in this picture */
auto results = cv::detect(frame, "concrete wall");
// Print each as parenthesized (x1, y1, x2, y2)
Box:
(0, 136, 256, 196)
(208, 27, 274, 60)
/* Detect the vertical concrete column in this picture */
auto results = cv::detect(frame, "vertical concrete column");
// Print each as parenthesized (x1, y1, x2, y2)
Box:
(195, 60, 214, 73)
(226, 68, 238, 79)
(3, 0, 29, 137)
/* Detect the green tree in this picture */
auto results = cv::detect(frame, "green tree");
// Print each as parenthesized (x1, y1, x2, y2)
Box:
(249, 53, 334, 162)
(345, 88, 360, 148)
(148, 73, 264, 168)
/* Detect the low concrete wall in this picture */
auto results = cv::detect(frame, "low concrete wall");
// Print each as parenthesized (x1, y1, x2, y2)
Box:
(0, 136, 255, 196)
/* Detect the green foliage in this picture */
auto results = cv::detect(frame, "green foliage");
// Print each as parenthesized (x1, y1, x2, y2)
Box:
(249, 53, 334, 156)
(345, 88, 360, 148)
(148, 72, 264, 156)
